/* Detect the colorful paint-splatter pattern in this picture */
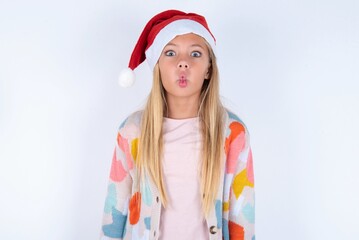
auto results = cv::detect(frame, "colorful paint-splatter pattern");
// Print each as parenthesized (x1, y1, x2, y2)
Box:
(101, 110, 255, 239)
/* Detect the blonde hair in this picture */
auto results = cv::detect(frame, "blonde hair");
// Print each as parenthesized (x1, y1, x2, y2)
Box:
(137, 41, 225, 217)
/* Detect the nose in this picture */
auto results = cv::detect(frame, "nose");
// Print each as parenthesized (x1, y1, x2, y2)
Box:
(177, 60, 189, 69)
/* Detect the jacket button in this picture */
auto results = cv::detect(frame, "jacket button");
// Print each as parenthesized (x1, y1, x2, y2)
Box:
(156, 196, 159, 203)
(209, 226, 217, 234)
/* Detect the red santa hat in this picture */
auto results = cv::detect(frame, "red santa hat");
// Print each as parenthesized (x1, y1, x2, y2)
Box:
(119, 9, 216, 87)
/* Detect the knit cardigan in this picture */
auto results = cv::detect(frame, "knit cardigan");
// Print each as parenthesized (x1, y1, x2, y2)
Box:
(100, 110, 255, 240)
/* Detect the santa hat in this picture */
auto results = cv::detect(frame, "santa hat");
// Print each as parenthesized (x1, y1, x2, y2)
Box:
(119, 9, 216, 88)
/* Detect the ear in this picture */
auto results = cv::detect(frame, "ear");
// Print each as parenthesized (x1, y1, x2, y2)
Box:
(205, 64, 212, 79)
(205, 71, 209, 79)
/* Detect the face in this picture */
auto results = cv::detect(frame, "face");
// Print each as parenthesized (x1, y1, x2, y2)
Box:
(158, 33, 211, 103)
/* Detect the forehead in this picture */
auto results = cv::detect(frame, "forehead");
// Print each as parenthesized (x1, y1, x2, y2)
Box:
(166, 33, 207, 47)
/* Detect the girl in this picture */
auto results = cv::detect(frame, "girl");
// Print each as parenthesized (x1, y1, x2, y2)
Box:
(101, 10, 255, 240)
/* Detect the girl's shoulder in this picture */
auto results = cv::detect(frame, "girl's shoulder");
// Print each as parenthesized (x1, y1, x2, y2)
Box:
(117, 110, 144, 138)
(224, 109, 250, 135)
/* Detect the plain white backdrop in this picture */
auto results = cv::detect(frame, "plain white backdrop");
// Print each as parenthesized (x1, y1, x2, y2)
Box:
(1, 0, 358, 239)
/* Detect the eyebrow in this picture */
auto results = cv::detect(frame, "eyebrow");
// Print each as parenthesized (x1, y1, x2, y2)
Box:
(165, 43, 177, 47)
(164, 43, 205, 49)
(191, 44, 205, 49)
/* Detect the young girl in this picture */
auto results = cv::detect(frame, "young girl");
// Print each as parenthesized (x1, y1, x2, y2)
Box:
(101, 10, 255, 240)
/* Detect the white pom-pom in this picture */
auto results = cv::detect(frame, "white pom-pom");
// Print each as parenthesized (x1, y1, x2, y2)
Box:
(118, 68, 135, 88)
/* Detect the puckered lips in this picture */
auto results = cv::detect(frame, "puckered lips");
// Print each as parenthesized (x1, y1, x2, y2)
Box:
(178, 73, 188, 88)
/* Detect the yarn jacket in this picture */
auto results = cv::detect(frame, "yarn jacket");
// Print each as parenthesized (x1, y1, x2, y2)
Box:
(100, 110, 255, 240)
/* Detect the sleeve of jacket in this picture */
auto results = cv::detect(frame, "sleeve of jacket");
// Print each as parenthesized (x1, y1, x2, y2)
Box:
(100, 119, 137, 240)
(223, 116, 255, 240)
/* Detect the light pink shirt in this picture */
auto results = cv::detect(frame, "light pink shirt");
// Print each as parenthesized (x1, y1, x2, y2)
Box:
(159, 117, 209, 240)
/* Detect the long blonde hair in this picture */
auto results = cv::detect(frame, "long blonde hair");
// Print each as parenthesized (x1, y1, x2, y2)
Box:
(137, 41, 225, 217)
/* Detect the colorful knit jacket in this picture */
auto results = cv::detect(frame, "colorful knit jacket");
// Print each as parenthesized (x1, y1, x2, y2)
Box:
(100, 110, 255, 240)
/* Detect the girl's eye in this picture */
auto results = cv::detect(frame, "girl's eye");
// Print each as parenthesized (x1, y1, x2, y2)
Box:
(164, 50, 176, 56)
(191, 51, 202, 57)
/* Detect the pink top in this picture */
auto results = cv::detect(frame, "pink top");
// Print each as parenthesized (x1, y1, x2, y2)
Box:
(159, 117, 209, 240)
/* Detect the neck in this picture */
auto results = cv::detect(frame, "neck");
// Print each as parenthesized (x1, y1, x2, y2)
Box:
(166, 97, 200, 119)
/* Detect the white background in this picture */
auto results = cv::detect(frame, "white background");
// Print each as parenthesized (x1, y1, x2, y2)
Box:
(1, 0, 358, 239)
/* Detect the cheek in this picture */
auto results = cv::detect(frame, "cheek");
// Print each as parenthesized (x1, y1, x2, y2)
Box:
(159, 68, 169, 85)
(158, 61, 170, 75)
(161, 81, 171, 95)
(159, 71, 170, 90)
